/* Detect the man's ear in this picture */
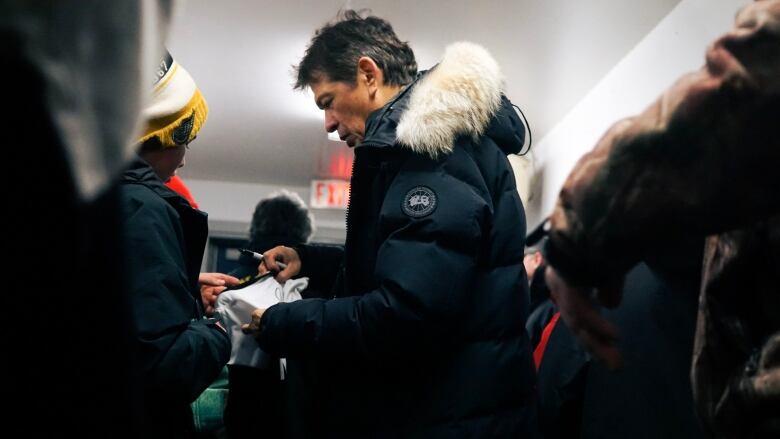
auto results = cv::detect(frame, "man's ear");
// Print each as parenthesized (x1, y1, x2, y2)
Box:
(357, 56, 381, 97)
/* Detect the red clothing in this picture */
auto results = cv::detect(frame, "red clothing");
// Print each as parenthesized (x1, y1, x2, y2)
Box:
(165, 175, 199, 209)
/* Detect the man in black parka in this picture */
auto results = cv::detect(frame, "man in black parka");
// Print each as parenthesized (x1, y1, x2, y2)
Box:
(244, 11, 538, 438)
(120, 55, 230, 438)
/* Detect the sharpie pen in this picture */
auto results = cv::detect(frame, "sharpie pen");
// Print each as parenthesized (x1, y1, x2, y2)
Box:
(239, 249, 288, 270)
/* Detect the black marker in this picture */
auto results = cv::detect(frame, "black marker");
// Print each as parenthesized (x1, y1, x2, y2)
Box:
(239, 249, 288, 270)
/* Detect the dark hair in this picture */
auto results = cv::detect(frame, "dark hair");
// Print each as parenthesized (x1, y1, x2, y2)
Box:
(249, 190, 314, 244)
(294, 9, 417, 89)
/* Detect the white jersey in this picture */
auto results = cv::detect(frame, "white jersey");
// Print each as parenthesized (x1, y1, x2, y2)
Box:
(215, 276, 309, 371)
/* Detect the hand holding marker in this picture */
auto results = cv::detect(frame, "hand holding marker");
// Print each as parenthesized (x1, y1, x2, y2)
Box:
(240, 249, 288, 271)
(221, 250, 289, 292)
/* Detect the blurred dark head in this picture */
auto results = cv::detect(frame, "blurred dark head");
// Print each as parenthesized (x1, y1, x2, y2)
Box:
(249, 190, 314, 249)
(523, 240, 546, 283)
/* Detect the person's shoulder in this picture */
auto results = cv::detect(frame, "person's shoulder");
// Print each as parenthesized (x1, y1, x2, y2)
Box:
(121, 180, 166, 206)
(120, 180, 178, 222)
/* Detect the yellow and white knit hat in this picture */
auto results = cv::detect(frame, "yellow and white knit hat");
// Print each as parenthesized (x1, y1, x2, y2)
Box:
(138, 51, 208, 147)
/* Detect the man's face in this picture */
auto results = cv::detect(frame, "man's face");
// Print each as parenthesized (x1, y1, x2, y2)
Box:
(311, 78, 374, 147)
(141, 144, 187, 182)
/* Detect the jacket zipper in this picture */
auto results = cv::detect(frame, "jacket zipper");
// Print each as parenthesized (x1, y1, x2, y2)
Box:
(340, 149, 359, 297)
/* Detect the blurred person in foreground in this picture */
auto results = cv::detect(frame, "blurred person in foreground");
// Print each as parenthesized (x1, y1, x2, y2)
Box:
(541, 1, 780, 437)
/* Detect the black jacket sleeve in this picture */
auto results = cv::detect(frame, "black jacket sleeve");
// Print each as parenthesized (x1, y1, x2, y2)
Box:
(146, 318, 230, 403)
(257, 156, 487, 359)
(294, 243, 344, 297)
(123, 189, 230, 404)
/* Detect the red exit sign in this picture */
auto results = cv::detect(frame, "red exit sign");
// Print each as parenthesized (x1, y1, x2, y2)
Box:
(310, 179, 350, 209)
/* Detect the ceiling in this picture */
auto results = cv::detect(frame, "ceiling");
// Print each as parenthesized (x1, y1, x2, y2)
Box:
(168, 0, 681, 186)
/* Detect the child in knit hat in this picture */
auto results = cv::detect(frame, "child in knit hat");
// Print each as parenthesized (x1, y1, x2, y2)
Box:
(119, 52, 236, 438)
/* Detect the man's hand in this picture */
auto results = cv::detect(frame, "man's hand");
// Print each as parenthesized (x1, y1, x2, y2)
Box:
(259, 246, 301, 283)
(199, 272, 241, 315)
(545, 266, 624, 369)
(241, 308, 266, 337)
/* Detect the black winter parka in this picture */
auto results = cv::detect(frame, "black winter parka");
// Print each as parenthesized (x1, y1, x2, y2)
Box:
(120, 159, 230, 438)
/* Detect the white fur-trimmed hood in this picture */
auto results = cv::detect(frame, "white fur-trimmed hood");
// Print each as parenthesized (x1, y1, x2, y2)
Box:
(396, 42, 505, 158)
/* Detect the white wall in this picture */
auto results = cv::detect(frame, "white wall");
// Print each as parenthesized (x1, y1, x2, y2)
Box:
(525, 0, 745, 228)
(186, 178, 347, 243)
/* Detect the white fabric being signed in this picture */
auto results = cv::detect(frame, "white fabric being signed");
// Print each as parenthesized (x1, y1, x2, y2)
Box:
(216, 276, 308, 370)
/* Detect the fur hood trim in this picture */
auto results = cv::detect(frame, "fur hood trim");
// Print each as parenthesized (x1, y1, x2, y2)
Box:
(396, 42, 504, 158)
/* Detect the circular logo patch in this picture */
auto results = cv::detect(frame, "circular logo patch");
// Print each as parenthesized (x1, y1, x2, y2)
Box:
(402, 186, 437, 218)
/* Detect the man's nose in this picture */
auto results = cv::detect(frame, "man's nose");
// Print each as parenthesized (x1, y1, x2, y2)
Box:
(324, 110, 338, 134)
